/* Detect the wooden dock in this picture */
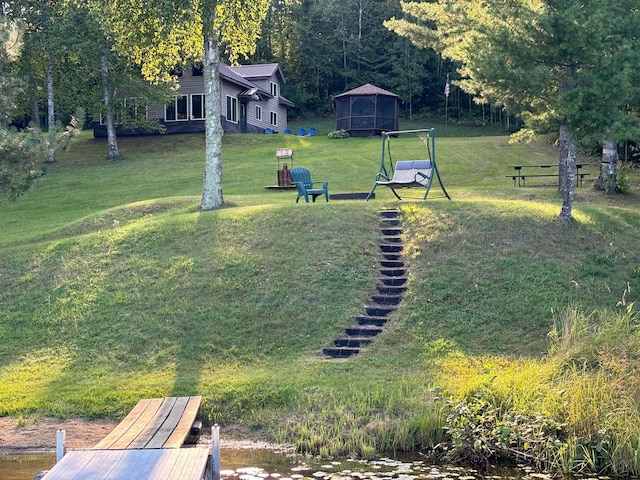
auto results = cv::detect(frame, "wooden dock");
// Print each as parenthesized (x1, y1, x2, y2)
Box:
(43, 396, 212, 480)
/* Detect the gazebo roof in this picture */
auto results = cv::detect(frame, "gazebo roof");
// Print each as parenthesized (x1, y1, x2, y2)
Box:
(333, 83, 400, 99)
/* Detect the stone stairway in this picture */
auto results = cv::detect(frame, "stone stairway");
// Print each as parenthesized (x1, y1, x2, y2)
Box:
(323, 209, 406, 359)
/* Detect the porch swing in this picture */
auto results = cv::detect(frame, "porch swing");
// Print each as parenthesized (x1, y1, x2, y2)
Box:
(365, 128, 451, 201)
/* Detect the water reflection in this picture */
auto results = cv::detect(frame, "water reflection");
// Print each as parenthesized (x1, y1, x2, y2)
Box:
(2, 448, 543, 480)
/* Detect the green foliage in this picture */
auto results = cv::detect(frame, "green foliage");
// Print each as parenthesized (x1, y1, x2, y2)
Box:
(388, 0, 640, 148)
(0, 126, 47, 199)
(327, 129, 350, 139)
(440, 390, 565, 471)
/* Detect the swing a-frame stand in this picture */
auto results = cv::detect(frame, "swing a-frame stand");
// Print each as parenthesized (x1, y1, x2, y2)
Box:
(366, 128, 451, 201)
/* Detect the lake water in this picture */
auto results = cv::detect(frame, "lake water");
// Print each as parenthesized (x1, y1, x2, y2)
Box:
(0, 448, 544, 480)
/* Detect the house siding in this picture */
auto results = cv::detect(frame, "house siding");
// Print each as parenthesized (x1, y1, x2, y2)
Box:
(93, 64, 292, 137)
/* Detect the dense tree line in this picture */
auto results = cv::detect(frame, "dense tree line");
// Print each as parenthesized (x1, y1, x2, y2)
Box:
(249, 0, 456, 120)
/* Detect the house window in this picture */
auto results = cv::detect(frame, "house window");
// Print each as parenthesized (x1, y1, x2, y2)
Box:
(226, 95, 238, 123)
(191, 94, 205, 120)
(269, 81, 278, 97)
(166, 95, 188, 121)
(124, 97, 144, 119)
(99, 98, 146, 125)
(270, 111, 278, 126)
(255, 105, 262, 121)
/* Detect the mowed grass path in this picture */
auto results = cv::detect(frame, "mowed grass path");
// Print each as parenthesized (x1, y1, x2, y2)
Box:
(1, 121, 640, 460)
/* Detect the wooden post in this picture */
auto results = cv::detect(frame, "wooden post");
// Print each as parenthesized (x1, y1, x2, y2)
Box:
(56, 429, 66, 462)
(210, 424, 220, 480)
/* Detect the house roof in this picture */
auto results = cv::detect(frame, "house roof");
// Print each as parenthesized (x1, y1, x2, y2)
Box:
(221, 63, 294, 108)
(227, 63, 286, 85)
(333, 83, 400, 99)
(219, 64, 261, 91)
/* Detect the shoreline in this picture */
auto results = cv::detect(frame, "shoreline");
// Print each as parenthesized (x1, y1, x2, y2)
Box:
(0, 416, 285, 456)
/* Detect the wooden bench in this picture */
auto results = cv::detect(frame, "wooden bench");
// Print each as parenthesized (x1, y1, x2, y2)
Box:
(92, 396, 202, 450)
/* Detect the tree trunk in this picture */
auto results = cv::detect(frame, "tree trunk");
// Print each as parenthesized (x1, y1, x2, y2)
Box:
(596, 138, 618, 192)
(100, 41, 120, 159)
(46, 51, 56, 163)
(28, 62, 41, 129)
(201, 4, 224, 211)
(558, 124, 576, 224)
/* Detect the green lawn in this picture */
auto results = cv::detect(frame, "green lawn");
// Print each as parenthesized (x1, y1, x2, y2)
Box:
(2, 120, 640, 473)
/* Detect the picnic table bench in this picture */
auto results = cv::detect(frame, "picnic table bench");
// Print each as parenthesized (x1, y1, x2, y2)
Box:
(507, 163, 590, 186)
(43, 396, 209, 480)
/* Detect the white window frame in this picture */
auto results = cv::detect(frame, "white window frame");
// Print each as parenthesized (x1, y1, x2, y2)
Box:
(191, 94, 205, 120)
(255, 105, 262, 121)
(99, 98, 147, 125)
(226, 95, 238, 123)
(270, 81, 278, 97)
(165, 94, 188, 122)
(270, 111, 278, 126)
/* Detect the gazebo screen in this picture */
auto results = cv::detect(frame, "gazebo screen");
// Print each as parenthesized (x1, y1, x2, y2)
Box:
(335, 94, 398, 134)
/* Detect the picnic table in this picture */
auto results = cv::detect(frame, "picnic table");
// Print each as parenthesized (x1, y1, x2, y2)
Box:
(507, 163, 590, 186)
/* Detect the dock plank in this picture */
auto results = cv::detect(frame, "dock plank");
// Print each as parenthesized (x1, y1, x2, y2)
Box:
(92, 396, 202, 450)
(129, 397, 178, 449)
(43, 448, 210, 479)
(163, 395, 202, 448)
(92, 398, 163, 450)
(145, 396, 189, 449)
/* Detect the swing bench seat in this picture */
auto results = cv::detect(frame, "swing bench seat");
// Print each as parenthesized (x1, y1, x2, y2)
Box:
(370, 160, 433, 200)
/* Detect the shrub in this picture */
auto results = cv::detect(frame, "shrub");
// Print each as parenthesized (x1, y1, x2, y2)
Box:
(327, 129, 350, 139)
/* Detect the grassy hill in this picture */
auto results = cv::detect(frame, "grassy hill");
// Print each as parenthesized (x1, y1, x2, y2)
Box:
(2, 120, 640, 473)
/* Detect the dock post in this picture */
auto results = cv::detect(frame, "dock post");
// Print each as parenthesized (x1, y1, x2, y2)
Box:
(211, 424, 220, 480)
(56, 429, 66, 462)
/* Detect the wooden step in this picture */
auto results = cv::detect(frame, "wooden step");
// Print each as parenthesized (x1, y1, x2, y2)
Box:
(381, 218, 401, 227)
(378, 276, 408, 286)
(382, 235, 403, 243)
(380, 267, 407, 277)
(346, 324, 383, 336)
(379, 210, 399, 218)
(355, 314, 389, 327)
(376, 284, 407, 295)
(380, 243, 404, 253)
(379, 259, 404, 268)
(364, 304, 396, 316)
(371, 294, 402, 305)
(381, 227, 403, 236)
(323, 347, 360, 358)
(380, 252, 402, 261)
(334, 336, 373, 347)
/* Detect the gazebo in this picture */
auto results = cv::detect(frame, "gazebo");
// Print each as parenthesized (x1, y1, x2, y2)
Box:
(333, 83, 400, 137)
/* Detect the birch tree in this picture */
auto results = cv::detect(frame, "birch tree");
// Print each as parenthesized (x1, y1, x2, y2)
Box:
(95, 0, 269, 210)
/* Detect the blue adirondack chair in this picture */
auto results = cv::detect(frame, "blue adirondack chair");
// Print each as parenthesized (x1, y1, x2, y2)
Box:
(296, 127, 306, 136)
(290, 167, 329, 203)
(308, 126, 316, 137)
